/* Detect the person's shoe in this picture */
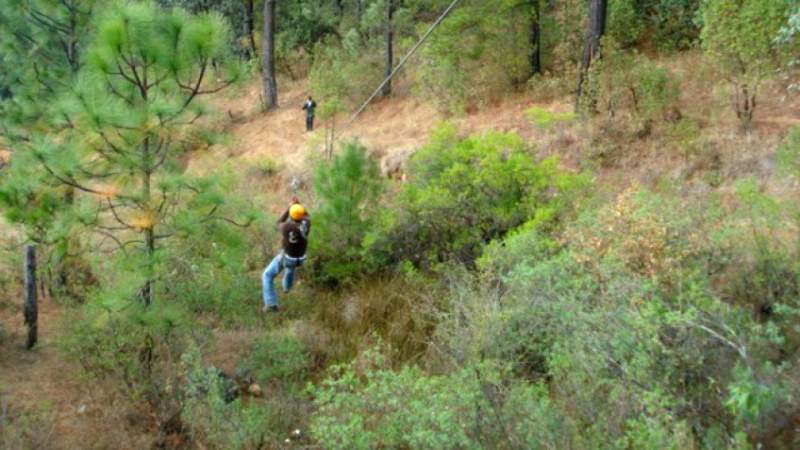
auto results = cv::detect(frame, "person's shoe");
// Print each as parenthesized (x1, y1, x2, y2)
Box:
(262, 305, 280, 313)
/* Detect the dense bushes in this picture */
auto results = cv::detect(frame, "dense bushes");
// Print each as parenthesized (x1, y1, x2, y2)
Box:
(311, 348, 571, 450)
(586, 42, 681, 129)
(419, 186, 800, 449)
(312, 177, 800, 448)
(367, 125, 586, 270)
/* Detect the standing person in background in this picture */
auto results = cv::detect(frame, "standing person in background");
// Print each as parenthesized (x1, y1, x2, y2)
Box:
(262, 197, 311, 313)
(302, 96, 317, 131)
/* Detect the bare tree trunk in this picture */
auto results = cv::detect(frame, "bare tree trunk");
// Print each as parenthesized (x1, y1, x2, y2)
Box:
(326, 116, 336, 161)
(382, 0, 396, 97)
(575, 0, 607, 112)
(24, 245, 38, 350)
(735, 83, 756, 132)
(244, 0, 257, 60)
(262, 0, 278, 110)
(529, 0, 541, 76)
(141, 136, 154, 306)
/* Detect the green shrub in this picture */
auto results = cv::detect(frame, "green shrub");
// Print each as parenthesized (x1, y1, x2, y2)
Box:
(182, 347, 290, 449)
(253, 158, 281, 177)
(428, 185, 800, 448)
(158, 213, 264, 324)
(368, 125, 586, 270)
(238, 332, 310, 387)
(309, 141, 384, 285)
(0, 401, 56, 449)
(778, 126, 800, 176)
(587, 43, 680, 128)
(650, 0, 702, 51)
(665, 118, 703, 163)
(61, 289, 193, 430)
(525, 106, 576, 128)
(311, 346, 582, 450)
(608, 0, 646, 48)
(311, 356, 486, 450)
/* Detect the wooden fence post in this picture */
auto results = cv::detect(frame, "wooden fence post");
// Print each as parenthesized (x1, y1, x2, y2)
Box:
(24, 245, 37, 349)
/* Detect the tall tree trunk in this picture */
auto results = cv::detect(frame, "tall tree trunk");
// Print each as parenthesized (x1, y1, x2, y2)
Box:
(262, 0, 278, 110)
(382, 0, 396, 97)
(575, 0, 607, 112)
(142, 136, 154, 306)
(529, 0, 541, 76)
(244, 0, 257, 60)
(24, 245, 38, 350)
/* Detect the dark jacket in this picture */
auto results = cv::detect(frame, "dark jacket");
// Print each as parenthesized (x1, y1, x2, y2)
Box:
(302, 100, 317, 117)
(277, 208, 311, 258)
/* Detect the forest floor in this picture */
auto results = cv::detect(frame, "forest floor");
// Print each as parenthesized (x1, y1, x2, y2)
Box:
(0, 299, 153, 449)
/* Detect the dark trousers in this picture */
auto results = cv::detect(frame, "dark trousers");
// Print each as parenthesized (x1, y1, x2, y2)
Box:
(306, 115, 314, 131)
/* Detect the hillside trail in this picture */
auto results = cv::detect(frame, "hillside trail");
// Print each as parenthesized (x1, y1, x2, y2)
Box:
(0, 297, 152, 449)
(190, 80, 555, 197)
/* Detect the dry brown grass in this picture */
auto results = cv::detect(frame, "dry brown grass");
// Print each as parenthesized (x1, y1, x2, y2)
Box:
(199, 51, 800, 202)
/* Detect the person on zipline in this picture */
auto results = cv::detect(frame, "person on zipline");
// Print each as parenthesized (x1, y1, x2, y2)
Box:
(262, 198, 310, 313)
(302, 96, 317, 132)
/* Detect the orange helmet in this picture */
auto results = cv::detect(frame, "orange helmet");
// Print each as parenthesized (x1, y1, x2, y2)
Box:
(289, 204, 305, 221)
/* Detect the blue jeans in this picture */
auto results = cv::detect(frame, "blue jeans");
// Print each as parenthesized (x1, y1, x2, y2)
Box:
(262, 253, 305, 307)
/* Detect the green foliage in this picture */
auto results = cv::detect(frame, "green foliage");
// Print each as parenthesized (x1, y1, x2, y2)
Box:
(369, 125, 586, 269)
(157, 194, 263, 323)
(61, 278, 193, 426)
(587, 42, 680, 128)
(665, 118, 703, 162)
(525, 106, 576, 128)
(725, 364, 790, 426)
(310, 141, 384, 284)
(648, 0, 702, 51)
(311, 346, 578, 449)
(607, 0, 646, 48)
(309, 37, 383, 109)
(277, 0, 340, 55)
(416, 0, 534, 113)
(426, 186, 800, 448)
(239, 332, 310, 386)
(181, 348, 276, 449)
(311, 348, 489, 450)
(253, 158, 281, 177)
(778, 126, 800, 176)
(3, 1, 247, 305)
(701, 0, 794, 127)
(0, 401, 56, 450)
(157, 0, 251, 55)
(701, 0, 792, 77)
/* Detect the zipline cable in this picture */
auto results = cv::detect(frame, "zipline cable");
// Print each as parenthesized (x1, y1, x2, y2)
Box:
(337, 0, 464, 139)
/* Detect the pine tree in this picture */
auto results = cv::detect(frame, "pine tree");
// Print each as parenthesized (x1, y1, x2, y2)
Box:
(0, 0, 97, 298)
(310, 142, 383, 284)
(6, 1, 245, 305)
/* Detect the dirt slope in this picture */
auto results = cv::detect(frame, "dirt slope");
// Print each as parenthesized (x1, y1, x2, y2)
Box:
(0, 300, 151, 449)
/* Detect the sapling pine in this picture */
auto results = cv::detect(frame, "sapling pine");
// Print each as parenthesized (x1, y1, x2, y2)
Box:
(19, 1, 247, 304)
